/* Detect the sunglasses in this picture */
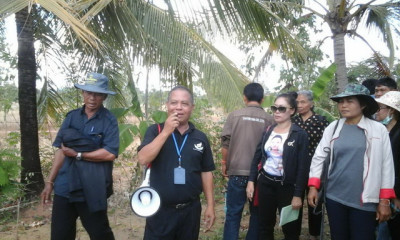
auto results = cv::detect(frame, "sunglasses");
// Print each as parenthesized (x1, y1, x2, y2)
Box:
(271, 106, 291, 113)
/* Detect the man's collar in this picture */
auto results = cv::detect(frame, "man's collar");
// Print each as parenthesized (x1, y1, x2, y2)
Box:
(80, 105, 105, 118)
(246, 104, 262, 108)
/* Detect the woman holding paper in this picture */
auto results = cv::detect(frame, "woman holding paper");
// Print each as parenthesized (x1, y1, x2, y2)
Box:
(307, 84, 396, 240)
(246, 92, 311, 240)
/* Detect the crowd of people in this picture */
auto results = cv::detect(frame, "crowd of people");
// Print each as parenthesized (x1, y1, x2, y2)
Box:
(40, 73, 399, 240)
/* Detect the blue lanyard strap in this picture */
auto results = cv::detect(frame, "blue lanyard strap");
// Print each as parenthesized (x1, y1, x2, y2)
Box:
(172, 133, 188, 167)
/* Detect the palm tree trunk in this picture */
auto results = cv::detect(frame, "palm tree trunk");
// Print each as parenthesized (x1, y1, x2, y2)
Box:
(16, 6, 44, 197)
(333, 32, 348, 92)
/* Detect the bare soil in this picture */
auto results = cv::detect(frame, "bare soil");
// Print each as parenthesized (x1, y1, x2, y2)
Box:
(0, 169, 329, 240)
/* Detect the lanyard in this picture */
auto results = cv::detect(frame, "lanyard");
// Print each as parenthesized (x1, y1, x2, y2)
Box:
(172, 133, 188, 167)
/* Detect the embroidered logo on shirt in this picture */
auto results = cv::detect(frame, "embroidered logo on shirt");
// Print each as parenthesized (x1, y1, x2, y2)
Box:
(287, 140, 295, 146)
(193, 142, 204, 152)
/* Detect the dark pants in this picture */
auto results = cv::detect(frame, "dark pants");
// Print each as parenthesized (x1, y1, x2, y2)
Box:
(306, 188, 322, 236)
(223, 175, 259, 240)
(51, 195, 114, 240)
(144, 199, 201, 240)
(257, 172, 303, 240)
(388, 213, 400, 239)
(325, 198, 377, 240)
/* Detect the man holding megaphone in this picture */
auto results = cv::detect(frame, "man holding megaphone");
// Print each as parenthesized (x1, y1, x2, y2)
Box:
(137, 85, 216, 240)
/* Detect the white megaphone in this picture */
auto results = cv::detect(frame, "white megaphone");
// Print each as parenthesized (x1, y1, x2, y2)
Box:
(130, 168, 161, 217)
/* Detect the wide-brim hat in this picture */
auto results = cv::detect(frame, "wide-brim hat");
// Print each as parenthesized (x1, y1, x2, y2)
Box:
(375, 91, 400, 113)
(330, 83, 379, 116)
(74, 72, 116, 95)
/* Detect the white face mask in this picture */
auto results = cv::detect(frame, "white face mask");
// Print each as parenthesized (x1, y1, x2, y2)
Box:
(380, 115, 393, 125)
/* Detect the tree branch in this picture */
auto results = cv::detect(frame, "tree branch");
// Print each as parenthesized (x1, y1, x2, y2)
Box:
(349, 0, 378, 20)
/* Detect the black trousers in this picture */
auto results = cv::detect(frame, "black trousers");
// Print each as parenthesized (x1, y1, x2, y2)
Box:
(306, 187, 322, 236)
(51, 195, 114, 240)
(144, 199, 201, 240)
(257, 173, 303, 240)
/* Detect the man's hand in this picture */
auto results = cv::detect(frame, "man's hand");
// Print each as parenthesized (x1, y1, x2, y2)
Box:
(308, 187, 318, 208)
(291, 196, 302, 210)
(61, 144, 78, 158)
(221, 162, 228, 177)
(203, 205, 215, 231)
(376, 199, 391, 223)
(163, 112, 180, 135)
(246, 181, 255, 201)
(40, 182, 53, 206)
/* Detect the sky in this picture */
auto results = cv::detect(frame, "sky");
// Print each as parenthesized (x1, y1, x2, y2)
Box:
(2, 0, 399, 92)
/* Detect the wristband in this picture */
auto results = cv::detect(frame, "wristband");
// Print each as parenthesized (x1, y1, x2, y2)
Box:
(379, 199, 390, 207)
(46, 181, 54, 185)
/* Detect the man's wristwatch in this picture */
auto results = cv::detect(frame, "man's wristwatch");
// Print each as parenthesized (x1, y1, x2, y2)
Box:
(76, 152, 82, 161)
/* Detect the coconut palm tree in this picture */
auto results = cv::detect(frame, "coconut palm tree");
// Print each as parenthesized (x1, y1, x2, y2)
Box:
(250, 0, 400, 91)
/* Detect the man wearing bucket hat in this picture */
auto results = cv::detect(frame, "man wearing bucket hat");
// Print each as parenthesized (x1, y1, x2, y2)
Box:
(376, 91, 400, 239)
(308, 83, 396, 240)
(41, 73, 119, 240)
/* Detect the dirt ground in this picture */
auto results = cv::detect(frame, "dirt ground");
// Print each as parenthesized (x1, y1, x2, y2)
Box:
(0, 171, 328, 240)
(0, 165, 229, 240)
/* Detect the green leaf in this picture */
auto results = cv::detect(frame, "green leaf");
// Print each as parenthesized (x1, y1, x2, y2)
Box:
(311, 63, 337, 101)
(314, 107, 336, 123)
(118, 124, 139, 154)
(151, 111, 168, 123)
(0, 166, 9, 186)
(127, 76, 143, 118)
(261, 94, 276, 108)
(139, 121, 150, 141)
(109, 108, 129, 119)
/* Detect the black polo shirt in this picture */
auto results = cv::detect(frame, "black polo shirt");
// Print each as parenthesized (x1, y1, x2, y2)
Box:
(138, 122, 215, 205)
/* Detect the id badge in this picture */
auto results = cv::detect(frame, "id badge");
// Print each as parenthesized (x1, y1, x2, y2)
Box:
(174, 167, 186, 184)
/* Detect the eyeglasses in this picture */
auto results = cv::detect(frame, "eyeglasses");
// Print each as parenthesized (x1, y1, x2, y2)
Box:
(271, 106, 291, 113)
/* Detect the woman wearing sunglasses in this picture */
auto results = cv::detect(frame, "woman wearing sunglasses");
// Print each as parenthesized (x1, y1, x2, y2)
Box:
(308, 84, 396, 240)
(246, 92, 310, 240)
(293, 90, 329, 240)
(376, 91, 400, 239)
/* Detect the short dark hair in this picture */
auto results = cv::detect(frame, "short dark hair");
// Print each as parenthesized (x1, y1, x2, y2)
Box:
(276, 91, 298, 117)
(243, 83, 264, 103)
(167, 85, 194, 105)
(376, 77, 398, 90)
(362, 78, 378, 94)
(356, 96, 375, 119)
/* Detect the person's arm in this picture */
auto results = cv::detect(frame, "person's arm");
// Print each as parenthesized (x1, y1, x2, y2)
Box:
(247, 136, 264, 201)
(376, 127, 396, 222)
(40, 149, 64, 205)
(221, 147, 228, 177)
(307, 121, 336, 207)
(308, 121, 336, 189)
(137, 113, 179, 165)
(201, 171, 215, 230)
(61, 146, 116, 162)
(294, 130, 310, 197)
(220, 114, 232, 177)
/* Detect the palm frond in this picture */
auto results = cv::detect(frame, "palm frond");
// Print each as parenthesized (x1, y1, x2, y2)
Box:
(362, 1, 400, 67)
(0, 0, 27, 20)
